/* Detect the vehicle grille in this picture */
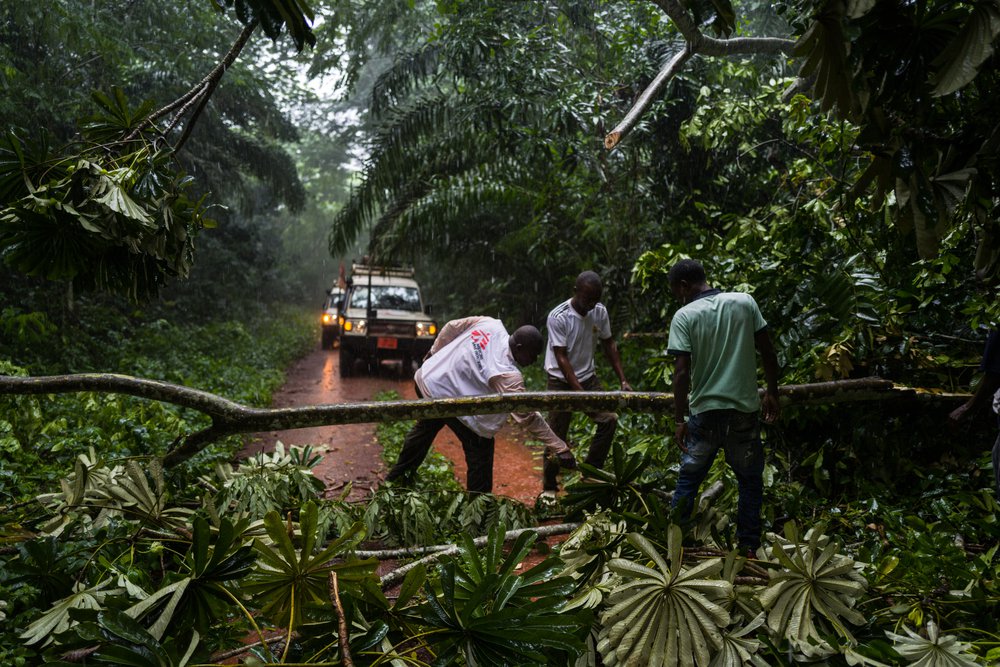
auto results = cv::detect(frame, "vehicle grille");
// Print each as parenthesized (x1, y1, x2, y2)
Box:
(369, 322, 414, 336)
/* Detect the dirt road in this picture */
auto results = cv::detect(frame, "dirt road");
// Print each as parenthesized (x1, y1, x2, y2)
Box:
(244, 348, 545, 504)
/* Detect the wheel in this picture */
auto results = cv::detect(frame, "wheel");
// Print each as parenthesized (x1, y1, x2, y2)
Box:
(339, 347, 354, 378)
(321, 329, 335, 349)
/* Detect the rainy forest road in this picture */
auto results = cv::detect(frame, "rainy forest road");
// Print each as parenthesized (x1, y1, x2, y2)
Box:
(243, 347, 545, 504)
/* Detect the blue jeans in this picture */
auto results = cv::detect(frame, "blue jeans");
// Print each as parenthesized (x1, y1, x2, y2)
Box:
(671, 409, 764, 549)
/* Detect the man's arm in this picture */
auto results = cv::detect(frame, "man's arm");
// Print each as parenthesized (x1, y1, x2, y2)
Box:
(755, 329, 781, 424)
(489, 372, 575, 465)
(600, 337, 632, 390)
(950, 372, 1000, 423)
(672, 353, 691, 451)
(553, 346, 585, 391)
(951, 332, 1000, 424)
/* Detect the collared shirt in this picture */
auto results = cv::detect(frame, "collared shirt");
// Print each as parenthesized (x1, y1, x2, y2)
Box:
(667, 290, 767, 415)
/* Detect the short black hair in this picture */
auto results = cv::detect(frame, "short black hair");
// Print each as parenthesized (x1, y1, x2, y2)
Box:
(511, 325, 544, 355)
(575, 270, 602, 291)
(667, 259, 706, 285)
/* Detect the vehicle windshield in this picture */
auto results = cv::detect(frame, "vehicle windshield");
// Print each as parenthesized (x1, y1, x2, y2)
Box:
(324, 291, 344, 310)
(349, 286, 422, 311)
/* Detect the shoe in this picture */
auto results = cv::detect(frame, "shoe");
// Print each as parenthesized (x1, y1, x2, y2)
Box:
(546, 447, 578, 469)
(536, 490, 558, 511)
(738, 544, 759, 560)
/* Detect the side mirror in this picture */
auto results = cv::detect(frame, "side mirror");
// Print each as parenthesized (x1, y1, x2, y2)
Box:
(424, 304, 434, 315)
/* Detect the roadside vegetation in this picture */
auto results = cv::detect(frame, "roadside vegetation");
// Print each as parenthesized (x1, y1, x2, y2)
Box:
(3, 331, 998, 664)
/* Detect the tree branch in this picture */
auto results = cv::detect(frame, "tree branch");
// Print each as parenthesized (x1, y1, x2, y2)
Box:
(605, 47, 693, 150)
(173, 20, 258, 152)
(328, 572, 353, 666)
(125, 20, 259, 145)
(604, 0, 795, 149)
(378, 522, 581, 589)
(0, 373, 912, 467)
(375, 483, 727, 588)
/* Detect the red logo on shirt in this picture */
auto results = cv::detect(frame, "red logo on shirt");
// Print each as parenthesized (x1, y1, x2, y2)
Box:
(470, 329, 491, 348)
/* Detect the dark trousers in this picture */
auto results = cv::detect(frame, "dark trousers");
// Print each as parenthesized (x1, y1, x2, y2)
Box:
(385, 389, 495, 493)
(672, 409, 764, 549)
(543, 374, 618, 491)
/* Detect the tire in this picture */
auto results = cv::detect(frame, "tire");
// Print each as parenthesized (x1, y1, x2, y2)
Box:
(321, 329, 335, 349)
(339, 347, 354, 378)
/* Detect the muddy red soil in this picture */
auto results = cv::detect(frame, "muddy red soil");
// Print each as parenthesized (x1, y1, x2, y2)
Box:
(243, 347, 547, 505)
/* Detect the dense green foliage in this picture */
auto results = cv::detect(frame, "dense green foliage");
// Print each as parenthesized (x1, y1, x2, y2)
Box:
(4, 0, 1000, 664)
(328, 0, 998, 369)
(0, 294, 315, 503)
(0, 0, 354, 309)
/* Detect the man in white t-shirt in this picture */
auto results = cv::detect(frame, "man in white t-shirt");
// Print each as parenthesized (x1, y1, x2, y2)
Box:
(385, 317, 576, 494)
(542, 271, 631, 496)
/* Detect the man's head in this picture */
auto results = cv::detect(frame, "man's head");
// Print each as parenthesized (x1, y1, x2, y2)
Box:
(668, 259, 708, 304)
(509, 325, 545, 367)
(571, 270, 603, 316)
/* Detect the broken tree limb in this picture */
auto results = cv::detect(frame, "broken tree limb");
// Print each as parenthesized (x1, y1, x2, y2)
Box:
(604, 47, 693, 150)
(0, 374, 921, 467)
(374, 483, 727, 587)
(604, 0, 795, 150)
(357, 522, 582, 561)
(377, 522, 581, 589)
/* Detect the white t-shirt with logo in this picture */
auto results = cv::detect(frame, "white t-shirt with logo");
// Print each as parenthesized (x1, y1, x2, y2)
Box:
(418, 317, 516, 437)
(544, 299, 612, 383)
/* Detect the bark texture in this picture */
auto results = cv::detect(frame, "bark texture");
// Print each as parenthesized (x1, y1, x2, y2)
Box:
(604, 0, 796, 149)
(0, 373, 917, 467)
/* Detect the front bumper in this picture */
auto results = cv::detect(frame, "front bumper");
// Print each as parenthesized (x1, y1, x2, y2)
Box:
(341, 335, 434, 359)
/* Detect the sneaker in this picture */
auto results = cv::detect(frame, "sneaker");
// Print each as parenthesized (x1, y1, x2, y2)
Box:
(536, 490, 558, 511)
(739, 544, 760, 560)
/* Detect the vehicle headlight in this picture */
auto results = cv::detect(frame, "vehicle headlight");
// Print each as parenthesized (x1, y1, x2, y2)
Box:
(416, 322, 437, 337)
(322, 313, 333, 324)
(343, 319, 366, 334)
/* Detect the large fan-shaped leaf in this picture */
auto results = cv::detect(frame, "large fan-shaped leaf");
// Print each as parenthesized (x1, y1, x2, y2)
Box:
(886, 621, 980, 667)
(931, 2, 1000, 96)
(416, 522, 588, 666)
(244, 503, 373, 627)
(599, 527, 732, 667)
(758, 522, 868, 646)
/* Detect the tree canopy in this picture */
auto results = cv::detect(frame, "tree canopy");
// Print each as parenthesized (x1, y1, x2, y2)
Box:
(325, 0, 999, 337)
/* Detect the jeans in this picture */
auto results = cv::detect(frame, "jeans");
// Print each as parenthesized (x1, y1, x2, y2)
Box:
(671, 409, 764, 549)
(385, 385, 496, 493)
(543, 374, 618, 491)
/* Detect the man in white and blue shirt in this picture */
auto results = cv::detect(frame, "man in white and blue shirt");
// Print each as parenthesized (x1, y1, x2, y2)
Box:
(542, 271, 631, 495)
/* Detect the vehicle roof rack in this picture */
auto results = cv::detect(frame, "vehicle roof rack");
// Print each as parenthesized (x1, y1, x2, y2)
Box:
(350, 263, 415, 278)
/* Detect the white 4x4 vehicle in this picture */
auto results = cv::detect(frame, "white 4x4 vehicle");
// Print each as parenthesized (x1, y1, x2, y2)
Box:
(338, 264, 438, 377)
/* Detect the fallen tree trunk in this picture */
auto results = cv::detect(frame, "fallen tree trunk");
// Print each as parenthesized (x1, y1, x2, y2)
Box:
(377, 521, 584, 589)
(374, 481, 727, 589)
(0, 374, 922, 467)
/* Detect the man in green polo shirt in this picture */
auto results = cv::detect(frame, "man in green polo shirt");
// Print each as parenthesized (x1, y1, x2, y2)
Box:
(667, 259, 780, 555)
